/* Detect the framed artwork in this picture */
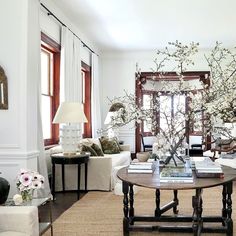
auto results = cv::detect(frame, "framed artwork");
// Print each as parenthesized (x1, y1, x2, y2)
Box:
(0, 65, 8, 109)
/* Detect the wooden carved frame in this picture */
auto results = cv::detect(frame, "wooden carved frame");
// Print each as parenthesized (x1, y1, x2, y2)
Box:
(0, 65, 8, 109)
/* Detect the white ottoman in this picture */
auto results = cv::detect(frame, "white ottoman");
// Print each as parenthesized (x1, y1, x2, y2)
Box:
(113, 165, 139, 195)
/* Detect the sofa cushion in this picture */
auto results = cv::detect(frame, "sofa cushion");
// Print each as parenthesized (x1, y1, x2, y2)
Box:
(114, 137, 122, 151)
(81, 145, 98, 156)
(99, 137, 120, 154)
(110, 151, 131, 168)
(80, 138, 102, 149)
(79, 139, 92, 147)
(91, 143, 104, 156)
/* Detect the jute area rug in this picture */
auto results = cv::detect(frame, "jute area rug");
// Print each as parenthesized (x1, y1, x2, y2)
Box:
(43, 183, 236, 236)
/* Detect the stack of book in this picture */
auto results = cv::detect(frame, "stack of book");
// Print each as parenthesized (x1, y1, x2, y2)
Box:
(127, 162, 156, 173)
(194, 158, 224, 178)
(160, 166, 194, 183)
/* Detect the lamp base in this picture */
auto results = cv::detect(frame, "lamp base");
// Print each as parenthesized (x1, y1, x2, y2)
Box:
(59, 124, 81, 156)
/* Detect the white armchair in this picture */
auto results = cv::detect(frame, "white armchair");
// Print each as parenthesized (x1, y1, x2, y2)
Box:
(0, 206, 39, 236)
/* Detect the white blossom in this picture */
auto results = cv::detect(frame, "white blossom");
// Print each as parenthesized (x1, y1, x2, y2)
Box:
(108, 41, 236, 160)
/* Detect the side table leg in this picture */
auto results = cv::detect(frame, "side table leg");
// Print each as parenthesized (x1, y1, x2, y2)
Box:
(122, 181, 129, 236)
(49, 199, 53, 236)
(77, 164, 81, 200)
(62, 164, 65, 192)
(85, 163, 88, 193)
(155, 189, 161, 217)
(52, 163, 55, 201)
(226, 181, 233, 236)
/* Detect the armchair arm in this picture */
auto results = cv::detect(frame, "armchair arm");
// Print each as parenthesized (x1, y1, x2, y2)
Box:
(0, 206, 39, 236)
(206, 144, 236, 161)
(211, 144, 236, 154)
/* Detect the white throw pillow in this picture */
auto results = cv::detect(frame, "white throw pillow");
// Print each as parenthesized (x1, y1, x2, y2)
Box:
(80, 138, 102, 149)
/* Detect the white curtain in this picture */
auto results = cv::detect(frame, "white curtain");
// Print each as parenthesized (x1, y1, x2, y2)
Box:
(36, 1, 51, 198)
(91, 53, 102, 137)
(60, 26, 82, 103)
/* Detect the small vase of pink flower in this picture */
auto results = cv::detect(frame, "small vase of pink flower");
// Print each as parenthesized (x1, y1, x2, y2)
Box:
(15, 169, 44, 202)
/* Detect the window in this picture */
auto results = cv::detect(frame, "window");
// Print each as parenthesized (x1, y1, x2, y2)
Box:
(159, 94, 186, 132)
(81, 62, 92, 138)
(41, 49, 53, 139)
(141, 92, 186, 135)
(136, 71, 209, 152)
(41, 32, 60, 146)
(142, 92, 158, 134)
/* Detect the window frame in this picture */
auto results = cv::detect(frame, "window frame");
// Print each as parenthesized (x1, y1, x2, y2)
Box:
(81, 61, 92, 138)
(41, 32, 60, 146)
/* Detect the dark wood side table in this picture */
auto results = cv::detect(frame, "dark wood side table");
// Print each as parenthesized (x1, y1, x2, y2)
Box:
(51, 152, 90, 200)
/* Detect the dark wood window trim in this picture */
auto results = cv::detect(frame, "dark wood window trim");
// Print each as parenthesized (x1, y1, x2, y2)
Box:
(41, 32, 61, 52)
(135, 71, 210, 153)
(81, 61, 92, 138)
(41, 32, 61, 146)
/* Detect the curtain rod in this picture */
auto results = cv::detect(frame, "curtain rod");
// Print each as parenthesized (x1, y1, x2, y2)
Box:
(40, 3, 97, 55)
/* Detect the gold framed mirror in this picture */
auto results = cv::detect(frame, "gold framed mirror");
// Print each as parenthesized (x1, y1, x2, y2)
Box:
(0, 65, 8, 109)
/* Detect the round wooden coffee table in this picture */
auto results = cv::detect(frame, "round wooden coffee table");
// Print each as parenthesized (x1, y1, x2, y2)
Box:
(117, 166, 236, 236)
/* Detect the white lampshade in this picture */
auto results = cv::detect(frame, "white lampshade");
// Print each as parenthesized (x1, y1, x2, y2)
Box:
(53, 102, 88, 124)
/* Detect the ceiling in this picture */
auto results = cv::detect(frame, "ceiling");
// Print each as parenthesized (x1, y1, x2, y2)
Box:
(51, 0, 236, 52)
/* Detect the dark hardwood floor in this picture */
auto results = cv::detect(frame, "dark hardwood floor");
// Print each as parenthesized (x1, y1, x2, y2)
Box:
(39, 191, 86, 222)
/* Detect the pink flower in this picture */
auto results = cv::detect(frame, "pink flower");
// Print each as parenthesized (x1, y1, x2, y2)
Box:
(16, 169, 44, 193)
(32, 180, 44, 189)
(19, 173, 32, 187)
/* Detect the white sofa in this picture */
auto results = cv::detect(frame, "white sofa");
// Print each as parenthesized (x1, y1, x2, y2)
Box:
(0, 206, 39, 236)
(48, 138, 131, 191)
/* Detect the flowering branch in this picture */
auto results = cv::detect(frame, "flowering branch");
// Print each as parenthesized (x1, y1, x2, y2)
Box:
(107, 41, 236, 165)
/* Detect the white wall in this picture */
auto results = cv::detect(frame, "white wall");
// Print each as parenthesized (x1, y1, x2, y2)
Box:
(0, 0, 97, 197)
(101, 49, 211, 152)
(40, 0, 97, 66)
(40, 7, 61, 44)
(0, 0, 40, 197)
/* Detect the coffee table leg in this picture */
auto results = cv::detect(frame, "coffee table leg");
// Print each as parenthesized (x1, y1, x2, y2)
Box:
(226, 181, 233, 236)
(122, 181, 129, 236)
(155, 189, 161, 217)
(129, 184, 134, 224)
(192, 188, 203, 236)
(222, 184, 227, 226)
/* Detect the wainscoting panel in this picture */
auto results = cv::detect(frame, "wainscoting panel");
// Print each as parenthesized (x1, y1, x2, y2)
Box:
(0, 151, 39, 197)
(118, 129, 135, 153)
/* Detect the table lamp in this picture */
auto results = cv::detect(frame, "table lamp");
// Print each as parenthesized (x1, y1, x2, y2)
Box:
(53, 102, 88, 156)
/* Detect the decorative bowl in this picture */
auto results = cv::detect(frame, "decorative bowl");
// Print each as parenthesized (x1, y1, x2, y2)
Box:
(136, 152, 150, 162)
